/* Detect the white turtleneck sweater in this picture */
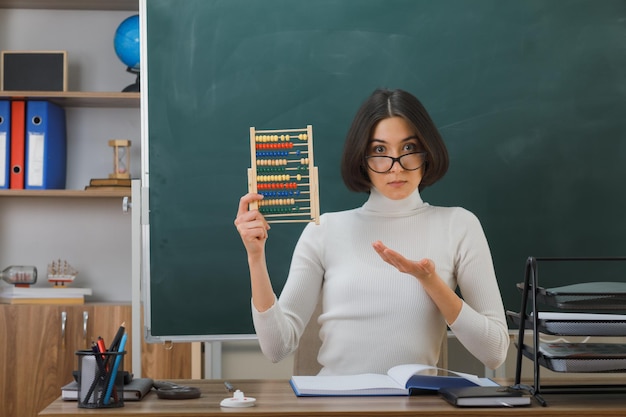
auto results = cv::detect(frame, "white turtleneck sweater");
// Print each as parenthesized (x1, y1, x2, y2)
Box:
(252, 188, 509, 375)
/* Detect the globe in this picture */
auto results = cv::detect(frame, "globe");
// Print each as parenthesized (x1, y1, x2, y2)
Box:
(114, 14, 140, 70)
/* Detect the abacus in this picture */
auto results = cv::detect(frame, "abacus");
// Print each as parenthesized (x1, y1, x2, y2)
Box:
(248, 125, 320, 224)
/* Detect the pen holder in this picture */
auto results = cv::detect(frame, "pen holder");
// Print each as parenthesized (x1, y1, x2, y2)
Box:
(76, 349, 126, 408)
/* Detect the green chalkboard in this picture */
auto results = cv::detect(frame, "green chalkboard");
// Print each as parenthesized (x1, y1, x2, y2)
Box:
(143, 0, 626, 340)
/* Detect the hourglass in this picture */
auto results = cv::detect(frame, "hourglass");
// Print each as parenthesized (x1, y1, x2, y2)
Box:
(109, 139, 131, 179)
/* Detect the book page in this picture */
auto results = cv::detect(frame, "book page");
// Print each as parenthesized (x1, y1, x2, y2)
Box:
(387, 364, 483, 387)
(292, 373, 401, 391)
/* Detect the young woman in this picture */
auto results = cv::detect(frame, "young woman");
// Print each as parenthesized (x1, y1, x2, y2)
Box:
(235, 88, 509, 376)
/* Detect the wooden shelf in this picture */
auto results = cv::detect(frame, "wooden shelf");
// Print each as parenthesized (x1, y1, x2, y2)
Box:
(0, 0, 137, 11)
(0, 91, 140, 108)
(0, 189, 131, 198)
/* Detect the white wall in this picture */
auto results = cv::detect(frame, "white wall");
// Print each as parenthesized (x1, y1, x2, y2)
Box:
(0, 9, 138, 92)
(221, 340, 294, 379)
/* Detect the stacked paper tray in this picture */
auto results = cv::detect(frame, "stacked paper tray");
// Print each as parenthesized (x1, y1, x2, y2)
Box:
(507, 311, 626, 336)
(517, 282, 626, 310)
(534, 343, 626, 373)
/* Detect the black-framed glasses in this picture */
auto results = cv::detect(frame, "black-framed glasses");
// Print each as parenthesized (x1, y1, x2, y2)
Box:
(365, 152, 427, 173)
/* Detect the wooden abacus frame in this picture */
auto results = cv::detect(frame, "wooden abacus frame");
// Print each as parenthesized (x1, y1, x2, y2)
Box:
(248, 125, 320, 224)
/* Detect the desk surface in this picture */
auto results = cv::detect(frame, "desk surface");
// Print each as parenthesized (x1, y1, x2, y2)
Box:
(39, 379, 626, 417)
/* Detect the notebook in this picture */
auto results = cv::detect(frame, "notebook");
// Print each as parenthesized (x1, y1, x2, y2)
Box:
(438, 386, 531, 407)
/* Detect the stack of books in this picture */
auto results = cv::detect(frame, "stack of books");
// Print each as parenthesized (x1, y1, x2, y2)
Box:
(84, 178, 131, 191)
(0, 285, 92, 304)
(61, 378, 154, 402)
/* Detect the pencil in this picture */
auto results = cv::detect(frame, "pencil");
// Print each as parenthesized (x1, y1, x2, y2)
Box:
(108, 322, 126, 352)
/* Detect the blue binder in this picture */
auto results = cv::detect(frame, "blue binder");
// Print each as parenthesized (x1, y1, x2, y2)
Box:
(24, 100, 67, 189)
(0, 100, 9, 189)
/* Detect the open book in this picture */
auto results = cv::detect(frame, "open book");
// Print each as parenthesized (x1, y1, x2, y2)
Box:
(290, 364, 498, 396)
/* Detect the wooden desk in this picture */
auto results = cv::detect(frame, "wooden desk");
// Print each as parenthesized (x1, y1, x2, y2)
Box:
(39, 379, 626, 417)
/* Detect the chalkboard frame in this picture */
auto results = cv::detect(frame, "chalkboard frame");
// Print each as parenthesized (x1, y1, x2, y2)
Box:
(141, 0, 626, 342)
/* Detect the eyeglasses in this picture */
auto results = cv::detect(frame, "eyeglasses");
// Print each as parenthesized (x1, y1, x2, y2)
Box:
(365, 152, 427, 173)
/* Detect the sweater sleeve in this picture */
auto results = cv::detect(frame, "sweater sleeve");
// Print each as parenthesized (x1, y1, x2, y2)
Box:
(447, 209, 510, 370)
(251, 219, 325, 363)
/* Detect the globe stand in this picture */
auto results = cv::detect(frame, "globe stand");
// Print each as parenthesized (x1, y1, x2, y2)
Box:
(122, 67, 140, 92)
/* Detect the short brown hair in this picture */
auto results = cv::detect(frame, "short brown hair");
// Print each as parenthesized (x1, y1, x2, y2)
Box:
(341, 88, 449, 193)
